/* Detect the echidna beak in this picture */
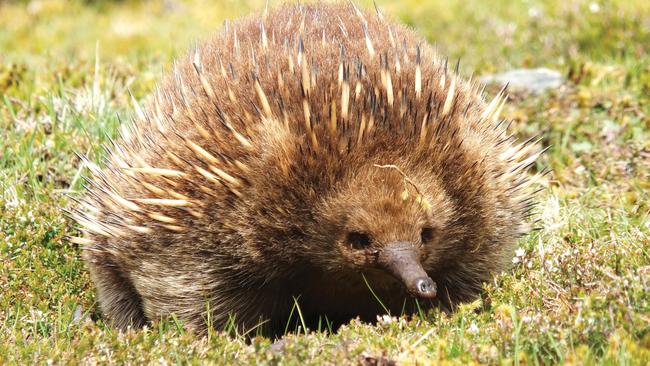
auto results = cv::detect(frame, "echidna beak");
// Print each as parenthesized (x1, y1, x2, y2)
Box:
(378, 242, 437, 299)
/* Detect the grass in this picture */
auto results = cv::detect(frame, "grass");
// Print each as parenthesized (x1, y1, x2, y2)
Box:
(1, 0, 649, 364)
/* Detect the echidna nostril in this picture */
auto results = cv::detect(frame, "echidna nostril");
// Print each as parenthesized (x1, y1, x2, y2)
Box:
(414, 277, 436, 298)
(419, 280, 428, 292)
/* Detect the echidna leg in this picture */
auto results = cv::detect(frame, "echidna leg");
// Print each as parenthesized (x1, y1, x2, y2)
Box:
(86, 256, 148, 330)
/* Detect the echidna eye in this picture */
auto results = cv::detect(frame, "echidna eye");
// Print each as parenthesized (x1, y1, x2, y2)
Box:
(347, 232, 371, 249)
(421, 227, 434, 243)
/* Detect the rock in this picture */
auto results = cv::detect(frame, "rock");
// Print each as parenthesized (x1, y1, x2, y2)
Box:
(480, 68, 564, 94)
(72, 305, 85, 323)
(267, 338, 290, 353)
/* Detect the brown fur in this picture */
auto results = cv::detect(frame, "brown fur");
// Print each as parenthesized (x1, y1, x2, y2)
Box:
(72, 2, 544, 337)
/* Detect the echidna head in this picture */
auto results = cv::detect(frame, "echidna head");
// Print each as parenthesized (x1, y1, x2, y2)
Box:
(319, 164, 454, 299)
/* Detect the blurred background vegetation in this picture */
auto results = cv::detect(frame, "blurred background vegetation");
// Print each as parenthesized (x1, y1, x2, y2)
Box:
(2, 0, 650, 92)
(1, 0, 649, 364)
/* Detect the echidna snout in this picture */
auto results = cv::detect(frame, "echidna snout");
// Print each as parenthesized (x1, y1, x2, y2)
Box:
(378, 241, 437, 299)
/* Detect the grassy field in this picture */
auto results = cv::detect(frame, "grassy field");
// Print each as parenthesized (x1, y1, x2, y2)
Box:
(1, 0, 649, 364)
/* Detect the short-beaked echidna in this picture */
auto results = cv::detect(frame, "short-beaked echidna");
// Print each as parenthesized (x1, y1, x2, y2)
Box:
(71, 2, 545, 336)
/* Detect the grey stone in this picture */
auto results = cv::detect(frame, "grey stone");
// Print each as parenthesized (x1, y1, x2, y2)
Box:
(480, 68, 564, 94)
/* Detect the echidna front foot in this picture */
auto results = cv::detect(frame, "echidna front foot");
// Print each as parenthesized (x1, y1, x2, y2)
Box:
(85, 256, 148, 330)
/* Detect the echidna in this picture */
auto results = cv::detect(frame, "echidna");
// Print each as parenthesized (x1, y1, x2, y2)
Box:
(71, 2, 545, 337)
